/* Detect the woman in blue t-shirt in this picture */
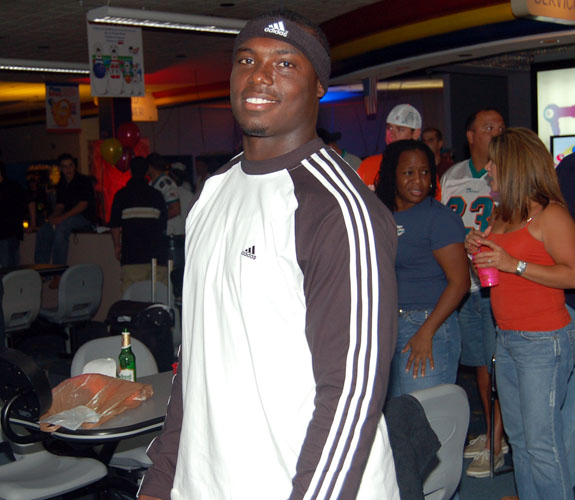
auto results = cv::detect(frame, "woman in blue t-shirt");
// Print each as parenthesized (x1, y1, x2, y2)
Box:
(376, 140, 469, 397)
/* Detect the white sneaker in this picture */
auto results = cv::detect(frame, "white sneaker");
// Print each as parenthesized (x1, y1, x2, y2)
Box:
(465, 448, 505, 478)
(463, 434, 486, 458)
(463, 434, 510, 458)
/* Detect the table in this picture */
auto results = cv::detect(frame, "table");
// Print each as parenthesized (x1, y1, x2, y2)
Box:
(6, 371, 174, 497)
(11, 371, 173, 445)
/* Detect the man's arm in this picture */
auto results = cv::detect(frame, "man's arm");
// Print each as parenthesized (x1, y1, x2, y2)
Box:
(49, 201, 88, 226)
(110, 227, 122, 261)
(27, 201, 37, 230)
(289, 160, 398, 500)
(138, 357, 183, 499)
(48, 202, 65, 220)
(157, 177, 180, 220)
(166, 200, 181, 220)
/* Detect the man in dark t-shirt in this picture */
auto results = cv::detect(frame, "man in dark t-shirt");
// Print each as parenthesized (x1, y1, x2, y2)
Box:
(110, 156, 168, 293)
(557, 152, 575, 312)
(34, 154, 95, 270)
(0, 161, 27, 268)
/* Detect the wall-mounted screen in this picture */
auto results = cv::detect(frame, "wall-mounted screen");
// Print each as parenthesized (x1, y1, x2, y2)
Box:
(532, 61, 575, 152)
(551, 135, 575, 167)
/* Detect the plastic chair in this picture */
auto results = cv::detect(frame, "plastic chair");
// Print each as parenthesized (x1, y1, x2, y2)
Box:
(39, 264, 103, 353)
(71, 335, 159, 378)
(410, 384, 470, 500)
(0, 446, 108, 500)
(0, 348, 107, 500)
(71, 336, 159, 469)
(1, 269, 42, 347)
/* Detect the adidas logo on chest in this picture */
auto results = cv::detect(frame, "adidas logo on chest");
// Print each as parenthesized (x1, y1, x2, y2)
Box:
(241, 245, 256, 260)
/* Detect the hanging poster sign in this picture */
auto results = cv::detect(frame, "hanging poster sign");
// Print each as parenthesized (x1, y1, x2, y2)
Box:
(87, 23, 145, 97)
(45, 83, 81, 132)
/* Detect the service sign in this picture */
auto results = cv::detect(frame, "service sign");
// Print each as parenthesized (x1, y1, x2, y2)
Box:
(131, 94, 158, 122)
(511, 0, 575, 24)
(87, 23, 145, 97)
(45, 83, 81, 132)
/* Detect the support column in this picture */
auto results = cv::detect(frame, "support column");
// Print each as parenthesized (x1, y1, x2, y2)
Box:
(98, 97, 132, 139)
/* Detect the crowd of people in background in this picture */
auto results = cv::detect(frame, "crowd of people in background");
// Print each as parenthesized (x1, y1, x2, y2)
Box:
(317, 101, 575, 497)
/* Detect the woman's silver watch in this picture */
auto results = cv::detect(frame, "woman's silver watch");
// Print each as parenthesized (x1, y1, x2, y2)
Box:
(515, 260, 527, 276)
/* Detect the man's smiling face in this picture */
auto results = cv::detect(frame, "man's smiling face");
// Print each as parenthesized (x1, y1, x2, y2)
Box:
(230, 37, 324, 143)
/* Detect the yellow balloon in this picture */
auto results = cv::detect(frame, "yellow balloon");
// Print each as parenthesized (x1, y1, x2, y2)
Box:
(100, 138, 123, 165)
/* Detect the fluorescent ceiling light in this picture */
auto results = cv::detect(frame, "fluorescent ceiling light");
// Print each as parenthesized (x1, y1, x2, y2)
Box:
(0, 58, 90, 74)
(87, 6, 247, 35)
(329, 79, 444, 92)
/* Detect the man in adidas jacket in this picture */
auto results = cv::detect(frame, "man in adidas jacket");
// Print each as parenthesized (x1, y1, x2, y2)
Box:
(138, 9, 399, 500)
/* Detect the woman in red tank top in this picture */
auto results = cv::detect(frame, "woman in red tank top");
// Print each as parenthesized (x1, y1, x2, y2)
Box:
(465, 128, 575, 500)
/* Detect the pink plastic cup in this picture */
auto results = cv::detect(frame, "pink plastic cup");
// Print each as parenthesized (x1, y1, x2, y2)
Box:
(477, 266, 499, 287)
(476, 245, 499, 287)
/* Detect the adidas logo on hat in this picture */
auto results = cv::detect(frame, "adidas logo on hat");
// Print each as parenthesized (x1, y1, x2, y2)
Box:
(264, 21, 288, 37)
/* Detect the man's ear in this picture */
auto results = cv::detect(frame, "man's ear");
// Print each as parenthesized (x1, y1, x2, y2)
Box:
(466, 129, 474, 146)
(412, 128, 421, 140)
(316, 79, 326, 99)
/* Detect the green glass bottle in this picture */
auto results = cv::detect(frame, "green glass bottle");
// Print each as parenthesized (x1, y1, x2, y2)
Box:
(118, 329, 137, 382)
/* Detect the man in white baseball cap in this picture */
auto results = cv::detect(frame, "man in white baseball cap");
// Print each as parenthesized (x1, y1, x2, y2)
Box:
(358, 103, 423, 189)
(385, 103, 422, 144)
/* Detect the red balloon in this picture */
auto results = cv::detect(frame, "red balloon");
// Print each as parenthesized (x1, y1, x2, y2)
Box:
(115, 147, 134, 172)
(100, 138, 123, 165)
(117, 122, 141, 149)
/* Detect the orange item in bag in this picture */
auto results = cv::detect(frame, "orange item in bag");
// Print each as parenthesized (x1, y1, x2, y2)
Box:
(40, 373, 153, 432)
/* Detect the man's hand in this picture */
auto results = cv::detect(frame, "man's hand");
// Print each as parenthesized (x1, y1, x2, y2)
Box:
(48, 214, 66, 226)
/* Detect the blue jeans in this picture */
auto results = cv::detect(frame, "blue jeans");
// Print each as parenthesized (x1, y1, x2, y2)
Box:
(0, 237, 20, 268)
(34, 215, 91, 265)
(458, 289, 497, 370)
(496, 324, 575, 500)
(562, 305, 575, 486)
(387, 309, 461, 398)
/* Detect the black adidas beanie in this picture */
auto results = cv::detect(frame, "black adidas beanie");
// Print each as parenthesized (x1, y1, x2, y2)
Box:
(233, 13, 331, 92)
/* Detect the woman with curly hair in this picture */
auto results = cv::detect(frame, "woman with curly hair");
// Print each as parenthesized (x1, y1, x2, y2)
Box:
(376, 140, 469, 397)
(466, 127, 575, 500)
